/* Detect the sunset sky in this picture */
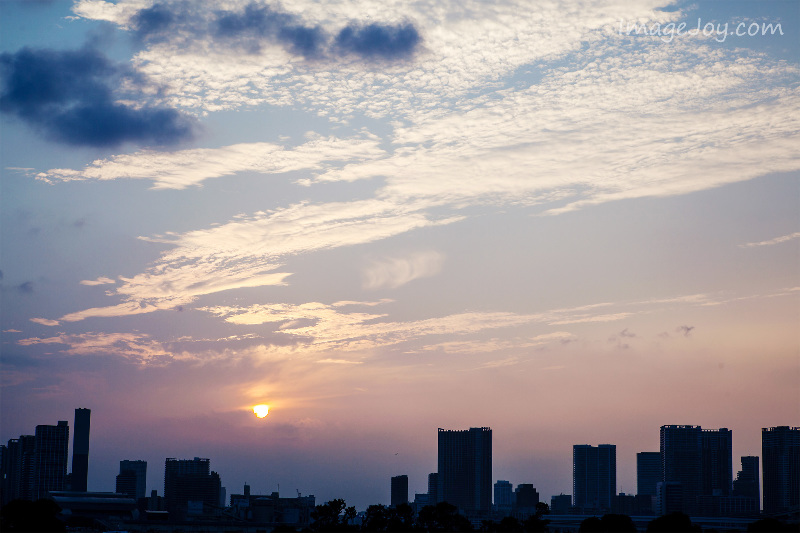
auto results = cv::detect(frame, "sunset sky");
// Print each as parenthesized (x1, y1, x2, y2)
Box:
(1, 0, 798, 510)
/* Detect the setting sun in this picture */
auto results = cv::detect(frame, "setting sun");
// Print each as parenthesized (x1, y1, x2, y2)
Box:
(253, 404, 270, 418)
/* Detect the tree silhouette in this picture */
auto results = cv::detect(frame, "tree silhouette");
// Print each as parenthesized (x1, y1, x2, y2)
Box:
(0, 499, 66, 532)
(416, 502, 473, 531)
(310, 498, 357, 531)
(646, 512, 701, 532)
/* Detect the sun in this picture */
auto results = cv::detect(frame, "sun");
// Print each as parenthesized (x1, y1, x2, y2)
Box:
(253, 404, 270, 418)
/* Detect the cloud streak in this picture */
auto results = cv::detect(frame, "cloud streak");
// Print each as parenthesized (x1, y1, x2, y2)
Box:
(362, 250, 444, 289)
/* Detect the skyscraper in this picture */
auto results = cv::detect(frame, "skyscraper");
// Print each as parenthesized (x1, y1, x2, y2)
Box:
(437, 427, 492, 515)
(660, 425, 702, 515)
(33, 421, 69, 500)
(701, 428, 732, 497)
(71, 408, 90, 492)
(637, 452, 661, 497)
(117, 460, 147, 499)
(391, 475, 408, 507)
(762, 426, 799, 515)
(573, 444, 616, 513)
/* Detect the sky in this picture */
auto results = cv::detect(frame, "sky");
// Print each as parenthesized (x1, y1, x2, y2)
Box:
(0, 0, 798, 511)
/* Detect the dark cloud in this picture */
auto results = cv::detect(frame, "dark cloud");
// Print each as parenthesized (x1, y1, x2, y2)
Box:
(619, 328, 636, 338)
(0, 47, 195, 148)
(214, 3, 326, 57)
(17, 281, 34, 294)
(335, 22, 420, 60)
(676, 325, 695, 337)
(130, 3, 177, 43)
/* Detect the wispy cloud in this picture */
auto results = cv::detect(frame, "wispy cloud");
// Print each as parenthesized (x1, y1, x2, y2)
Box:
(18, 332, 171, 363)
(739, 232, 800, 248)
(80, 276, 116, 286)
(38, 135, 385, 189)
(362, 250, 444, 289)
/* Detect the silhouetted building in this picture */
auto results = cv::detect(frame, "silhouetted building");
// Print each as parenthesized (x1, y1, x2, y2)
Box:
(701, 428, 732, 497)
(637, 452, 661, 497)
(391, 475, 408, 507)
(550, 493, 572, 514)
(656, 481, 682, 516)
(33, 421, 69, 500)
(438, 427, 492, 515)
(660, 425, 702, 515)
(762, 426, 800, 515)
(513, 483, 539, 518)
(494, 480, 513, 515)
(116, 460, 147, 499)
(732, 456, 760, 504)
(428, 472, 440, 504)
(229, 485, 315, 527)
(1, 435, 35, 504)
(573, 444, 616, 513)
(163, 457, 221, 518)
(71, 408, 90, 492)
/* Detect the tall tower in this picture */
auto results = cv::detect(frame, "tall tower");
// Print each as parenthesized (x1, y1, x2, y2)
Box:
(437, 427, 492, 515)
(33, 421, 69, 499)
(391, 475, 409, 507)
(573, 444, 616, 512)
(733, 456, 760, 505)
(762, 426, 800, 514)
(701, 428, 732, 497)
(164, 457, 221, 516)
(660, 425, 702, 515)
(71, 408, 91, 492)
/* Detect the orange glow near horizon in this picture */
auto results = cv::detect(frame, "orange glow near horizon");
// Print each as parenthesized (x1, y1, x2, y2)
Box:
(253, 404, 270, 418)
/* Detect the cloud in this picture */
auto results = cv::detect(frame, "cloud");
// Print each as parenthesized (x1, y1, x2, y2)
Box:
(3, 329, 22, 333)
(214, 3, 326, 57)
(17, 331, 171, 363)
(17, 281, 34, 294)
(80, 276, 116, 286)
(739, 232, 800, 248)
(38, 135, 385, 189)
(0, 46, 195, 147)
(29, 318, 61, 326)
(335, 22, 421, 61)
(676, 325, 695, 337)
(129, 2, 179, 43)
(362, 250, 444, 289)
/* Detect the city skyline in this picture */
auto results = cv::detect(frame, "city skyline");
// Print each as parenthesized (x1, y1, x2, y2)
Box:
(3, 411, 795, 514)
(1, 0, 798, 514)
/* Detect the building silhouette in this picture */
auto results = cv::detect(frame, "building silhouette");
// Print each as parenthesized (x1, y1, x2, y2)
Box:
(494, 480, 513, 515)
(71, 408, 91, 492)
(391, 474, 408, 507)
(660, 425, 702, 514)
(732, 456, 760, 503)
(513, 483, 540, 518)
(116, 460, 147, 499)
(637, 452, 661, 497)
(33, 420, 69, 500)
(437, 427, 492, 515)
(550, 493, 571, 514)
(1, 435, 35, 504)
(701, 428, 732, 497)
(573, 444, 616, 513)
(762, 426, 799, 515)
(427, 472, 440, 504)
(164, 457, 221, 518)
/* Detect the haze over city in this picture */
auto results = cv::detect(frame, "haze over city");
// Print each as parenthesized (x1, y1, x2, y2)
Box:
(1, 0, 798, 513)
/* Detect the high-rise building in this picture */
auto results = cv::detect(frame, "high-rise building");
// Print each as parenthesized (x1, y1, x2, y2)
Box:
(1, 436, 35, 504)
(732, 456, 760, 503)
(164, 457, 221, 516)
(494, 480, 513, 513)
(573, 444, 616, 513)
(762, 426, 800, 515)
(71, 408, 91, 492)
(550, 494, 571, 514)
(437, 427, 492, 515)
(33, 421, 69, 500)
(391, 475, 408, 507)
(637, 452, 661, 497)
(117, 460, 147, 499)
(701, 428, 732, 497)
(660, 425, 702, 515)
(513, 483, 539, 514)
